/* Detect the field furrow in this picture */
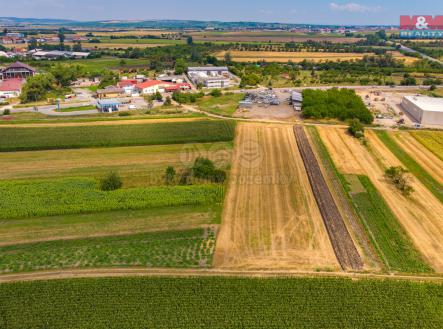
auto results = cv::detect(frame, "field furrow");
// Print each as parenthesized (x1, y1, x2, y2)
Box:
(214, 123, 338, 270)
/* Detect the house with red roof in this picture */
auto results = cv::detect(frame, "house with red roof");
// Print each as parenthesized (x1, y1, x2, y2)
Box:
(135, 80, 191, 95)
(118, 79, 138, 95)
(0, 78, 24, 98)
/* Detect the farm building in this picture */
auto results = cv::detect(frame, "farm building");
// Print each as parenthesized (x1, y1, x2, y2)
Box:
(187, 66, 231, 89)
(96, 99, 121, 112)
(96, 86, 125, 99)
(0, 78, 24, 98)
(291, 91, 303, 111)
(0, 62, 35, 80)
(135, 80, 191, 95)
(401, 96, 443, 126)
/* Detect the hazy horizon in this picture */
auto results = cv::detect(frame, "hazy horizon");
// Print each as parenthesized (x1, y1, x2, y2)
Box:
(0, 1, 442, 25)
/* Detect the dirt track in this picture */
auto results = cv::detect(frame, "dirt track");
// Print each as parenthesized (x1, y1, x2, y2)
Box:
(294, 126, 363, 271)
(318, 127, 443, 272)
(214, 123, 339, 270)
(1, 268, 442, 284)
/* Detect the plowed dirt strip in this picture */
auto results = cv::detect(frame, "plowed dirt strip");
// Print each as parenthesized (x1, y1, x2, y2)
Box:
(317, 126, 443, 272)
(391, 132, 443, 185)
(214, 123, 339, 270)
(294, 126, 363, 271)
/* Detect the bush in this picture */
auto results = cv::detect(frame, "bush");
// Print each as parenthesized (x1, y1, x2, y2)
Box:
(192, 157, 226, 183)
(118, 111, 131, 117)
(348, 118, 364, 138)
(385, 166, 414, 196)
(99, 172, 123, 191)
(2, 109, 10, 115)
(210, 89, 222, 97)
(164, 166, 176, 185)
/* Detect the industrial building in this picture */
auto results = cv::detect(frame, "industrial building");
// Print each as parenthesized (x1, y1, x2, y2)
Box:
(401, 96, 443, 126)
(291, 91, 303, 111)
(96, 99, 121, 112)
(187, 66, 231, 89)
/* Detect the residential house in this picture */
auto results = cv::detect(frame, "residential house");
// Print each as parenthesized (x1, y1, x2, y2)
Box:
(0, 78, 24, 98)
(0, 62, 36, 80)
(96, 86, 125, 99)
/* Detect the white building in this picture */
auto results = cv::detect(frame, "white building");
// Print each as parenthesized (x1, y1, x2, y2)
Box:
(187, 66, 230, 89)
(402, 96, 443, 126)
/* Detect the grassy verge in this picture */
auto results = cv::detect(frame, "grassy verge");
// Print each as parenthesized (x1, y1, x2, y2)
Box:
(196, 93, 244, 117)
(349, 175, 432, 273)
(0, 277, 441, 328)
(0, 205, 220, 246)
(0, 178, 224, 219)
(0, 227, 216, 273)
(0, 120, 236, 151)
(58, 105, 96, 112)
(375, 131, 443, 203)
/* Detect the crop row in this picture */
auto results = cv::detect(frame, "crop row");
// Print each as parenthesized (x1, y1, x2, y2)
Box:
(0, 120, 236, 151)
(0, 227, 216, 273)
(410, 131, 443, 161)
(0, 277, 441, 328)
(0, 178, 224, 219)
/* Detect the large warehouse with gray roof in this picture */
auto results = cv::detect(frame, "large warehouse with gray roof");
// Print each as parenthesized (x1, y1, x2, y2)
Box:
(401, 95, 443, 126)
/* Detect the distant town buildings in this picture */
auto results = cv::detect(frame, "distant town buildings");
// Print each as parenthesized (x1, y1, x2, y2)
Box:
(187, 66, 231, 89)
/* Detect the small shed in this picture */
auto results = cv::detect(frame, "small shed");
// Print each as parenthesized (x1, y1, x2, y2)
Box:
(96, 99, 121, 113)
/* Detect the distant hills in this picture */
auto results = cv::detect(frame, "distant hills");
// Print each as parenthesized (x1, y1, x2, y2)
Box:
(0, 17, 393, 29)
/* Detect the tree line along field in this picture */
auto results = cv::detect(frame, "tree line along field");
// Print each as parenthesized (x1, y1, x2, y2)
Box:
(0, 120, 236, 152)
(0, 277, 441, 329)
(316, 126, 443, 272)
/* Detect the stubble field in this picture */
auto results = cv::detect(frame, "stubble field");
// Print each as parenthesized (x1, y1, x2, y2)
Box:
(214, 123, 339, 270)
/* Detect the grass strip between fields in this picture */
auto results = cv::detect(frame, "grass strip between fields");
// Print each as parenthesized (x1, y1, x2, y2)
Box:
(0, 277, 441, 328)
(375, 130, 443, 203)
(0, 227, 216, 273)
(0, 178, 224, 219)
(349, 175, 432, 273)
(0, 120, 236, 151)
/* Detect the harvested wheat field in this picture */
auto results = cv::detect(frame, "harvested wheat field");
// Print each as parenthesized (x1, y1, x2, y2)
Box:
(317, 127, 443, 272)
(391, 132, 443, 185)
(214, 123, 339, 270)
(216, 50, 416, 63)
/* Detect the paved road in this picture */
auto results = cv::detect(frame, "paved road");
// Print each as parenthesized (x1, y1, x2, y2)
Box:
(399, 44, 443, 65)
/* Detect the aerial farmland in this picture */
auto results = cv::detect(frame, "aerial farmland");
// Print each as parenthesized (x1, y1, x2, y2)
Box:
(0, 11, 443, 329)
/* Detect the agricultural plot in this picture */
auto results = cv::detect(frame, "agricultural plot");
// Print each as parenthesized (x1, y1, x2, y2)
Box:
(294, 126, 362, 270)
(390, 132, 443, 185)
(0, 178, 224, 219)
(216, 50, 416, 63)
(0, 277, 441, 329)
(347, 175, 431, 273)
(0, 206, 218, 247)
(376, 131, 443, 203)
(317, 127, 443, 272)
(215, 123, 339, 270)
(0, 227, 216, 273)
(411, 130, 443, 162)
(0, 120, 236, 151)
(0, 142, 232, 187)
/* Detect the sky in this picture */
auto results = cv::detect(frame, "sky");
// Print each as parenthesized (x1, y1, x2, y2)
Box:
(0, 0, 442, 25)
